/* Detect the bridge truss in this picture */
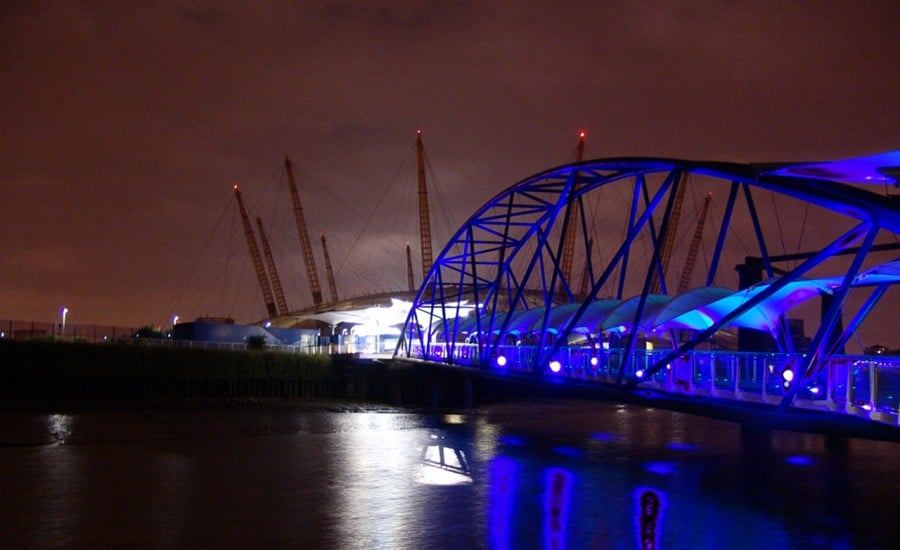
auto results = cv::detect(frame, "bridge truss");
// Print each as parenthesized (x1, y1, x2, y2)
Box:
(397, 153, 900, 419)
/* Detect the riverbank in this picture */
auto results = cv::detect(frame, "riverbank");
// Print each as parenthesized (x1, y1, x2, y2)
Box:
(0, 340, 392, 409)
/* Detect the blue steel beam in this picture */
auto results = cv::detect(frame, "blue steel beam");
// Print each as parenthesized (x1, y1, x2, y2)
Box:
(779, 224, 878, 409)
(618, 170, 684, 384)
(541, 172, 678, 374)
(618, 173, 644, 300)
(706, 182, 739, 287)
(400, 155, 899, 384)
(634, 221, 872, 383)
(828, 283, 889, 358)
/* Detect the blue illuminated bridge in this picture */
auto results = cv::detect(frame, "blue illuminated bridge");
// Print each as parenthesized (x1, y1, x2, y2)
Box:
(395, 151, 900, 433)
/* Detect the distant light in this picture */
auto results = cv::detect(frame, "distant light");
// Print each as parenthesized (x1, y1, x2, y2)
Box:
(782, 369, 794, 383)
(861, 403, 873, 411)
(579, 131, 586, 139)
(809, 386, 821, 395)
(265, 321, 272, 328)
(233, 184, 239, 190)
(590, 357, 599, 367)
(549, 360, 562, 373)
(636, 370, 645, 378)
(496, 355, 507, 367)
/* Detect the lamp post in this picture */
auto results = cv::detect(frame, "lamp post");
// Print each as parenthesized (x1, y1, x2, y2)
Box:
(61, 307, 68, 338)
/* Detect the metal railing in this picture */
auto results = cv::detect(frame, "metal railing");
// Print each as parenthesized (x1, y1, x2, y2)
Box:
(407, 342, 900, 426)
(0, 319, 139, 344)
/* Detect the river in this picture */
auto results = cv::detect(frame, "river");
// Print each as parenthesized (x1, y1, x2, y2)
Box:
(0, 399, 897, 549)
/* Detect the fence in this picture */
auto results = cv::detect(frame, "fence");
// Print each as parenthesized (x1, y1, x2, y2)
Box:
(0, 319, 365, 356)
(0, 319, 139, 344)
(408, 342, 900, 425)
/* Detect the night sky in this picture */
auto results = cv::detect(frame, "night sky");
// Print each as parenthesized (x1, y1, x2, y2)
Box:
(2, 1, 898, 330)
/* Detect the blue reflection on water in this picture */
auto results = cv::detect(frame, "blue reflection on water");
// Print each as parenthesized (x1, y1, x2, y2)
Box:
(497, 434, 525, 446)
(667, 441, 698, 452)
(785, 455, 815, 466)
(644, 461, 677, 475)
(489, 457, 516, 550)
(552, 446, 583, 458)
(544, 468, 572, 550)
(635, 487, 665, 550)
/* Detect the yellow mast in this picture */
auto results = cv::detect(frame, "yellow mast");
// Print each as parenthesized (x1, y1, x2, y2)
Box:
(285, 156, 324, 308)
(233, 185, 278, 318)
(559, 132, 586, 299)
(320, 232, 339, 304)
(256, 216, 289, 315)
(406, 242, 415, 291)
(676, 192, 713, 294)
(416, 130, 434, 279)
(650, 171, 689, 294)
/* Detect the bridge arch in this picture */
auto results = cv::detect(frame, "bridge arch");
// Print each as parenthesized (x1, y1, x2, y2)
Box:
(397, 153, 900, 409)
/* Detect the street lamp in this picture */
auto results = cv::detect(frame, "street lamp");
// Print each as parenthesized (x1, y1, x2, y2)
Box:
(61, 307, 69, 337)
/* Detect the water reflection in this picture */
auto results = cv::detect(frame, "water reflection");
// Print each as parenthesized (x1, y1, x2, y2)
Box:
(544, 468, 572, 550)
(636, 488, 664, 550)
(0, 403, 895, 548)
(47, 413, 73, 445)
(414, 434, 472, 486)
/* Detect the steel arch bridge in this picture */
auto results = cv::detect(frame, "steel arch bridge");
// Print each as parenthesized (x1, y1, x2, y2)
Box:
(397, 152, 900, 423)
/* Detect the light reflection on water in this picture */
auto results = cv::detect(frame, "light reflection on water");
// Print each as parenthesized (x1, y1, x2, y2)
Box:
(0, 400, 897, 548)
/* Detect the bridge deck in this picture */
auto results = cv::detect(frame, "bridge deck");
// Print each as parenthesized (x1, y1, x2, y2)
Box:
(398, 346, 900, 441)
